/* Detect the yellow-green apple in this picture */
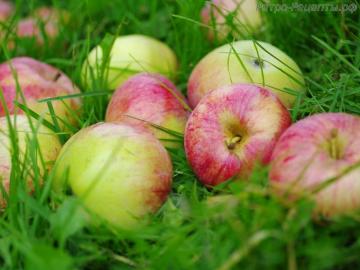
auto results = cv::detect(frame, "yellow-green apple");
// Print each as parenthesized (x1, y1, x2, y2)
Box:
(201, 0, 262, 41)
(185, 83, 291, 186)
(82, 34, 178, 90)
(0, 57, 81, 126)
(52, 121, 173, 229)
(188, 40, 305, 108)
(0, 0, 12, 21)
(270, 113, 360, 217)
(106, 73, 189, 148)
(0, 115, 61, 207)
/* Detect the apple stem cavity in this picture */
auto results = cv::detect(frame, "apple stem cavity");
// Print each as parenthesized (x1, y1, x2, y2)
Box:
(226, 135, 242, 150)
(328, 129, 343, 160)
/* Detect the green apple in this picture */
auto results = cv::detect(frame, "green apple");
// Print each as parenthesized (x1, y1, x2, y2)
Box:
(52, 121, 173, 229)
(82, 34, 178, 90)
(0, 115, 61, 207)
(188, 40, 305, 108)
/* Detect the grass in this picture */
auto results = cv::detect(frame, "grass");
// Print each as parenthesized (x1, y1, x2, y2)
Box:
(0, 0, 360, 269)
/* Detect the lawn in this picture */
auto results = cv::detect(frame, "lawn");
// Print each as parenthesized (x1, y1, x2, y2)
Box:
(0, 0, 360, 269)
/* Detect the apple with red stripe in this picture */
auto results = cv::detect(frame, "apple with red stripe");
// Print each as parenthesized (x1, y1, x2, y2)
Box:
(0, 57, 81, 126)
(185, 83, 291, 186)
(106, 73, 189, 148)
(270, 113, 360, 217)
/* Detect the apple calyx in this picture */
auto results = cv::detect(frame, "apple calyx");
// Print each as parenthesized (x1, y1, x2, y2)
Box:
(327, 129, 343, 160)
(225, 135, 242, 150)
(253, 58, 264, 68)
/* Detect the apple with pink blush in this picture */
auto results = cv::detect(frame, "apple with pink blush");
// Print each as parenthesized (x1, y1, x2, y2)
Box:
(185, 83, 291, 186)
(270, 113, 360, 217)
(106, 73, 190, 148)
(16, 18, 58, 44)
(52, 121, 173, 229)
(0, 0, 13, 21)
(188, 40, 305, 109)
(0, 57, 81, 126)
(10, 7, 68, 47)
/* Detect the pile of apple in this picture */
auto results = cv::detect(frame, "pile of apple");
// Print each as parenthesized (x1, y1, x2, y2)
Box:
(1, 0, 360, 230)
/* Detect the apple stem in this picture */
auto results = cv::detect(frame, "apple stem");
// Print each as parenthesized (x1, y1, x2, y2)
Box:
(53, 72, 61, 82)
(226, 135, 242, 150)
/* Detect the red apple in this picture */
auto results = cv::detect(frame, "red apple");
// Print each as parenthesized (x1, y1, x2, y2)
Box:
(53, 121, 172, 229)
(270, 113, 360, 217)
(185, 83, 291, 186)
(106, 73, 189, 147)
(201, 0, 262, 41)
(0, 57, 81, 126)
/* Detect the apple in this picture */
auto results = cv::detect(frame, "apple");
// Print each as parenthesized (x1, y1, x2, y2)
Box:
(82, 34, 178, 90)
(33, 6, 69, 23)
(270, 113, 360, 217)
(16, 17, 58, 44)
(13, 7, 68, 46)
(52, 121, 173, 229)
(188, 40, 305, 108)
(0, 115, 61, 208)
(201, 0, 262, 41)
(106, 73, 189, 148)
(0, 57, 81, 126)
(185, 83, 291, 186)
(0, 0, 12, 21)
